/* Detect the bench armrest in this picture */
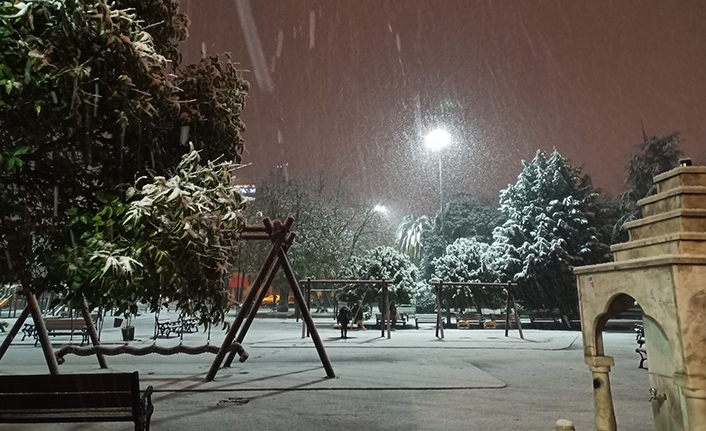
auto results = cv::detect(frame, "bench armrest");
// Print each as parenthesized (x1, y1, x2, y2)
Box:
(138, 386, 154, 431)
(141, 385, 154, 404)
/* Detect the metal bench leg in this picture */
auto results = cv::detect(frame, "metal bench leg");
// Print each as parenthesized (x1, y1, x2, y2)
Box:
(137, 386, 154, 431)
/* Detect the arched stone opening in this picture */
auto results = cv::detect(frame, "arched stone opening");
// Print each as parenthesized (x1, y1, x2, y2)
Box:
(574, 165, 706, 431)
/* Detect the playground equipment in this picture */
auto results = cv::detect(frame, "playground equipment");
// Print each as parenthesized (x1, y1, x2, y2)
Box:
(206, 217, 335, 381)
(574, 164, 706, 431)
(429, 281, 523, 340)
(0, 217, 332, 383)
(299, 279, 395, 339)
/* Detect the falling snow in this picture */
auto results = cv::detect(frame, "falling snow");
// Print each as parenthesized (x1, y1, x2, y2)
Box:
(181, 0, 706, 215)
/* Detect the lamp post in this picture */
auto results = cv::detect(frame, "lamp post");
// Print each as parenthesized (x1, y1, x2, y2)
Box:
(424, 129, 451, 241)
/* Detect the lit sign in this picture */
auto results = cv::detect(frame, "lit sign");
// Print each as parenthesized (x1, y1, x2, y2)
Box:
(237, 185, 257, 194)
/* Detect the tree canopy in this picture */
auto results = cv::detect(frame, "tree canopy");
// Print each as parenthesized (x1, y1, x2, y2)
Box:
(614, 132, 682, 241)
(431, 237, 500, 312)
(420, 194, 503, 280)
(339, 246, 421, 307)
(239, 172, 391, 309)
(395, 213, 432, 264)
(489, 150, 612, 316)
(0, 0, 249, 323)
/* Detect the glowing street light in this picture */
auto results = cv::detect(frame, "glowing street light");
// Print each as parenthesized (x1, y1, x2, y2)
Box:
(424, 129, 451, 152)
(373, 204, 388, 214)
(424, 129, 451, 243)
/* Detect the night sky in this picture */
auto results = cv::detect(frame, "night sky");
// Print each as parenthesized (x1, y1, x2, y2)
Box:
(181, 0, 706, 215)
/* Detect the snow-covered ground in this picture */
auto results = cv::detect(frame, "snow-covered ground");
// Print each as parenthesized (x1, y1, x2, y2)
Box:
(0, 310, 653, 431)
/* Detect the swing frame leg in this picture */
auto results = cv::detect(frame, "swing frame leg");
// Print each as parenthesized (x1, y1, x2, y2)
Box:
(278, 241, 335, 378)
(205, 218, 289, 382)
(26, 290, 60, 375)
(80, 297, 107, 369)
(224, 235, 293, 367)
(0, 305, 31, 362)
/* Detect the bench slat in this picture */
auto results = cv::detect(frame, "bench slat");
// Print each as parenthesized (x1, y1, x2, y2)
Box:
(0, 373, 135, 394)
(0, 408, 133, 422)
(0, 372, 150, 428)
(0, 393, 134, 410)
(457, 313, 483, 321)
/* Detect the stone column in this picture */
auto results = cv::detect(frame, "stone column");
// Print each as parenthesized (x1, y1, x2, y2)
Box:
(586, 355, 617, 431)
(674, 374, 706, 431)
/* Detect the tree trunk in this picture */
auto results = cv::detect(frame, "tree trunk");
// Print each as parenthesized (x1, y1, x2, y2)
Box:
(277, 285, 289, 312)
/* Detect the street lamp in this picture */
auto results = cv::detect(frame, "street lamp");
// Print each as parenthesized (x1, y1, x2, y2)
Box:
(424, 129, 451, 242)
(373, 204, 388, 214)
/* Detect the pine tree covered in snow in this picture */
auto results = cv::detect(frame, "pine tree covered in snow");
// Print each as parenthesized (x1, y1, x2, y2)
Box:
(614, 132, 682, 242)
(339, 246, 420, 308)
(431, 238, 500, 313)
(489, 150, 612, 316)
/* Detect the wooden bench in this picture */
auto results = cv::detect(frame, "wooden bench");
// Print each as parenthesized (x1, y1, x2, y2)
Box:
(375, 313, 407, 328)
(39, 315, 98, 346)
(414, 314, 445, 329)
(22, 314, 99, 346)
(0, 372, 153, 431)
(529, 309, 568, 329)
(396, 304, 416, 324)
(489, 313, 510, 328)
(457, 313, 485, 329)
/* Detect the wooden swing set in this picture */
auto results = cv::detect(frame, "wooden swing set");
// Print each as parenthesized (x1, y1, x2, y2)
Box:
(299, 279, 395, 339)
(0, 217, 335, 383)
(430, 281, 524, 340)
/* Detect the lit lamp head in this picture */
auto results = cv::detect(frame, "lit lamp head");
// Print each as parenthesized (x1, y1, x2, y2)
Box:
(424, 129, 451, 152)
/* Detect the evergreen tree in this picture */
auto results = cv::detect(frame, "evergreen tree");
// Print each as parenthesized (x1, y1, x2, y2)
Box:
(489, 150, 612, 316)
(420, 194, 504, 280)
(339, 246, 421, 308)
(614, 132, 682, 241)
(431, 237, 500, 314)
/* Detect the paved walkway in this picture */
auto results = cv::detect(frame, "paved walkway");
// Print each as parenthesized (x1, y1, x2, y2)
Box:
(0, 312, 653, 430)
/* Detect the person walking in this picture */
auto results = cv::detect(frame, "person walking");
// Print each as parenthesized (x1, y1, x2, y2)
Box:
(389, 301, 398, 329)
(337, 306, 352, 339)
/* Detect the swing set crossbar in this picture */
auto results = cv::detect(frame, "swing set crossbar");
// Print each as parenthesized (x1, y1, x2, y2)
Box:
(431, 280, 524, 340)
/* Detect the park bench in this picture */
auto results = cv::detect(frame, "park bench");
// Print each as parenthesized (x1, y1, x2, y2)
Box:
(23, 314, 99, 346)
(0, 372, 153, 431)
(489, 313, 510, 328)
(529, 309, 569, 329)
(20, 323, 36, 341)
(457, 312, 484, 329)
(396, 304, 416, 322)
(156, 317, 200, 338)
(375, 313, 407, 328)
(635, 324, 647, 369)
(414, 314, 445, 329)
(180, 317, 199, 333)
